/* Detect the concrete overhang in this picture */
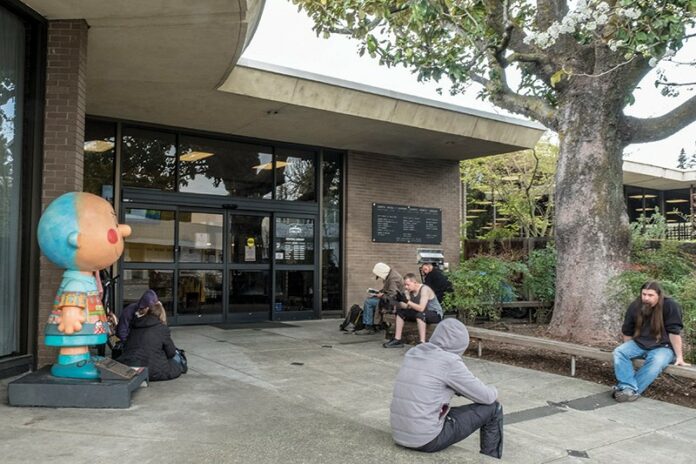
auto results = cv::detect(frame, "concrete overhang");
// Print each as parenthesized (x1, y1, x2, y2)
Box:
(623, 160, 696, 191)
(24, 0, 543, 159)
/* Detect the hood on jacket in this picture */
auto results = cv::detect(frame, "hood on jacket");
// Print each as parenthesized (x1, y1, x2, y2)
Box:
(429, 318, 469, 354)
(372, 262, 391, 280)
(138, 289, 159, 309)
(132, 313, 162, 328)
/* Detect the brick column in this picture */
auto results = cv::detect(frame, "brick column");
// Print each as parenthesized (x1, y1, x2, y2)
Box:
(37, 20, 88, 367)
(344, 152, 461, 314)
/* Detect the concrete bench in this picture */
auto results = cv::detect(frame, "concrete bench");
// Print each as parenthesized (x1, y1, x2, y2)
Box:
(467, 326, 696, 380)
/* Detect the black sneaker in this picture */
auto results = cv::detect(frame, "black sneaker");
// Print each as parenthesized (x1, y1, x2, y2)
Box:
(383, 338, 404, 348)
(339, 323, 348, 332)
(355, 326, 376, 335)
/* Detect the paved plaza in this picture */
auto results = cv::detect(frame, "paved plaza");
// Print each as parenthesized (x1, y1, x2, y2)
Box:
(2, 320, 695, 463)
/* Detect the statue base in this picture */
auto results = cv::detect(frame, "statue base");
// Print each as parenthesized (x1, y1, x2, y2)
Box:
(8, 365, 148, 408)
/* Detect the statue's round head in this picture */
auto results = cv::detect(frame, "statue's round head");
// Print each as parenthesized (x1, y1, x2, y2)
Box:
(38, 192, 132, 271)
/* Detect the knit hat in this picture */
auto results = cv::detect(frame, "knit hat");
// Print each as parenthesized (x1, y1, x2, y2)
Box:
(372, 262, 390, 280)
(137, 289, 159, 309)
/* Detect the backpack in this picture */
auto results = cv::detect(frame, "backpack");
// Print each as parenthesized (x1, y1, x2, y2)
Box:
(339, 304, 365, 332)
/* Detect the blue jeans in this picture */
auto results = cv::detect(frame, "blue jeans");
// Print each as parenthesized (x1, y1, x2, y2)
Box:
(613, 340, 675, 394)
(362, 296, 380, 326)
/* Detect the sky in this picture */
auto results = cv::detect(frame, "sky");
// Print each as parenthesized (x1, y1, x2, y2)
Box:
(242, 0, 696, 169)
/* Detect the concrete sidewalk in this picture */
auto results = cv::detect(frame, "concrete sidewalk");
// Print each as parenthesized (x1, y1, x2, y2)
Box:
(2, 320, 695, 463)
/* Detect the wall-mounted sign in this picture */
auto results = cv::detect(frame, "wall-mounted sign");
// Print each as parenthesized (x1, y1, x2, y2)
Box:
(372, 203, 442, 244)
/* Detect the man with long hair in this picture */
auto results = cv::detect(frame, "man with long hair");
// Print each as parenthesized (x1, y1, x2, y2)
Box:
(612, 281, 689, 402)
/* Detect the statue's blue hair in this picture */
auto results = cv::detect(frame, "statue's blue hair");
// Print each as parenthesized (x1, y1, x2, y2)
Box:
(38, 192, 79, 269)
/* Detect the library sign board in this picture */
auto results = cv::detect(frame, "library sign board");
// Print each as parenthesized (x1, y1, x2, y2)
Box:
(372, 203, 441, 244)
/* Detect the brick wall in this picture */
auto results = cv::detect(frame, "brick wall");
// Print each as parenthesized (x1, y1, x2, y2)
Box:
(344, 151, 461, 313)
(37, 20, 88, 367)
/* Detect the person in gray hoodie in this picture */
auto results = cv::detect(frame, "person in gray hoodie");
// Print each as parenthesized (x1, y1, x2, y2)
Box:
(389, 318, 503, 459)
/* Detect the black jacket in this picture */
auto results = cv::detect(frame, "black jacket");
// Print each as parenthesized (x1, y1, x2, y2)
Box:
(423, 268, 453, 304)
(116, 314, 182, 381)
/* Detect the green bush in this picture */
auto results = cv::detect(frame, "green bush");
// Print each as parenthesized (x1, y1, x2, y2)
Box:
(525, 246, 556, 303)
(444, 256, 527, 323)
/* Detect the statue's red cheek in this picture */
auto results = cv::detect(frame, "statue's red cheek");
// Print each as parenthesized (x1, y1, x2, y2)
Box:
(107, 228, 118, 244)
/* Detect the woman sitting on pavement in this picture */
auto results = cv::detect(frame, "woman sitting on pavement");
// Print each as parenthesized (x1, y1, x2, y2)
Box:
(116, 301, 186, 381)
(383, 272, 443, 348)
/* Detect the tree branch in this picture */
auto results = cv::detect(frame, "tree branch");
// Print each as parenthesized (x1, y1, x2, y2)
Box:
(621, 95, 696, 144)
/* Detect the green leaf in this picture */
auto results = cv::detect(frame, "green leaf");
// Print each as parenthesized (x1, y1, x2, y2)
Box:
(550, 70, 565, 88)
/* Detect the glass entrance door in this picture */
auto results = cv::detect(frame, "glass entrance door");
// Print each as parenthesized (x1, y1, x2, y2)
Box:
(227, 213, 271, 322)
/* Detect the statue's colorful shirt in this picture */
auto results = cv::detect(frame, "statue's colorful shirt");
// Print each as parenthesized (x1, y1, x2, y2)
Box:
(45, 270, 108, 345)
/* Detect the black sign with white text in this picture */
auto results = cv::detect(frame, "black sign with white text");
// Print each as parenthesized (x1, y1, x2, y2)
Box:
(372, 203, 442, 244)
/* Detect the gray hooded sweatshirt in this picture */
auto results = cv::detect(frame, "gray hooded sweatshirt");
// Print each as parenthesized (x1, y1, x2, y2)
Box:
(389, 318, 498, 448)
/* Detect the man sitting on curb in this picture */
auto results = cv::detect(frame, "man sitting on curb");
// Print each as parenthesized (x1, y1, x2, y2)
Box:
(613, 280, 689, 402)
(383, 273, 443, 348)
(355, 262, 404, 335)
(389, 318, 503, 459)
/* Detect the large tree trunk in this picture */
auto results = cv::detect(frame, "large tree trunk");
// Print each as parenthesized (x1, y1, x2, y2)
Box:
(549, 78, 631, 344)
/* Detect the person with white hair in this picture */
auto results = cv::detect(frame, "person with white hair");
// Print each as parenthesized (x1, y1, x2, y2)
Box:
(354, 262, 404, 335)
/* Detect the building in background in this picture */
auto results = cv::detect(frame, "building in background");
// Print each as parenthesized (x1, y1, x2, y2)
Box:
(0, 0, 543, 377)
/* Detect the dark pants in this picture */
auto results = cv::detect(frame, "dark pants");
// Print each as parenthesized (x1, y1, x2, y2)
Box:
(395, 307, 442, 324)
(416, 402, 503, 459)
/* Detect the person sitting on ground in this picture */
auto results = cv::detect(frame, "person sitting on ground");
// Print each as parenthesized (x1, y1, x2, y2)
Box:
(389, 318, 503, 459)
(116, 301, 185, 381)
(116, 289, 159, 344)
(612, 280, 689, 402)
(420, 261, 453, 304)
(383, 273, 443, 347)
(354, 262, 404, 335)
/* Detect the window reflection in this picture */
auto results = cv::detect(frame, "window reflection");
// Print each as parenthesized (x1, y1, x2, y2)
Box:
(124, 208, 175, 262)
(275, 149, 316, 201)
(322, 151, 342, 311)
(122, 127, 176, 191)
(177, 270, 223, 315)
(122, 269, 174, 317)
(230, 215, 270, 264)
(179, 135, 274, 198)
(229, 271, 269, 313)
(83, 120, 115, 201)
(179, 211, 223, 263)
(275, 271, 313, 312)
(275, 217, 314, 265)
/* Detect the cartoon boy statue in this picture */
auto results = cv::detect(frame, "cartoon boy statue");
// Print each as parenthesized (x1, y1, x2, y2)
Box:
(38, 192, 131, 379)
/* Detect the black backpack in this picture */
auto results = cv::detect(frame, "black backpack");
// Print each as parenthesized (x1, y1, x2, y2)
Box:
(339, 304, 365, 332)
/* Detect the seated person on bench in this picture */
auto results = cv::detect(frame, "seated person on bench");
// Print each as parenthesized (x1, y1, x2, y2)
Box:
(420, 260, 453, 304)
(612, 280, 689, 402)
(355, 262, 404, 335)
(384, 273, 443, 348)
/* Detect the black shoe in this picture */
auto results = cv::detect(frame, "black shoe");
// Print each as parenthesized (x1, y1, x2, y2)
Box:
(339, 323, 348, 332)
(383, 338, 404, 348)
(355, 326, 376, 335)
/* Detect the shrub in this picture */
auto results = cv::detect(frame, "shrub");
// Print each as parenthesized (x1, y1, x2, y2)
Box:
(444, 256, 527, 323)
(525, 245, 556, 303)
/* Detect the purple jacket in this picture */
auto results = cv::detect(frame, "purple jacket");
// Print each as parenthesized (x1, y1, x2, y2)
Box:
(116, 289, 158, 342)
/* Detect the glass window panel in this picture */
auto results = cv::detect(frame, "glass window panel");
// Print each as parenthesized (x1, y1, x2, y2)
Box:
(179, 211, 223, 263)
(275, 217, 314, 265)
(321, 151, 342, 311)
(624, 186, 644, 223)
(178, 135, 273, 198)
(122, 127, 176, 191)
(83, 120, 115, 202)
(124, 208, 175, 262)
(275, 148, 316, 201)
(177, 270, 223, 316)
(0, 8, 24, 356)
(275, 271, 313, 312)
(229, 214, 270, 264)
(122, 269, 174, 318)
(229, 270, 270, 313)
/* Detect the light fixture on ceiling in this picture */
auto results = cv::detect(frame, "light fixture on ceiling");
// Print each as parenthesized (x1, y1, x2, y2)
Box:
(474, 200, 493, 205)
(466, 215, 479, 219)
(628, 194, 658, 199)
(83, 140, 115, 153)
(665, 199, 689, 204)
(467, 208, 488, 213)
(180, 151, 215, 162)
(666, 219, 677, 223)
(252, 160, 289, 170)
(666, 211, 680, 215)
(635, 207, 655, 212)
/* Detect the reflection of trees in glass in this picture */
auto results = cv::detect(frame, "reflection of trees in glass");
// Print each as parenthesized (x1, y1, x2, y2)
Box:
(1, 75, 17, 241)
(122, 129, 177, 191)
(276, 154, 315, 201)
(83, 121, 115, 199)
